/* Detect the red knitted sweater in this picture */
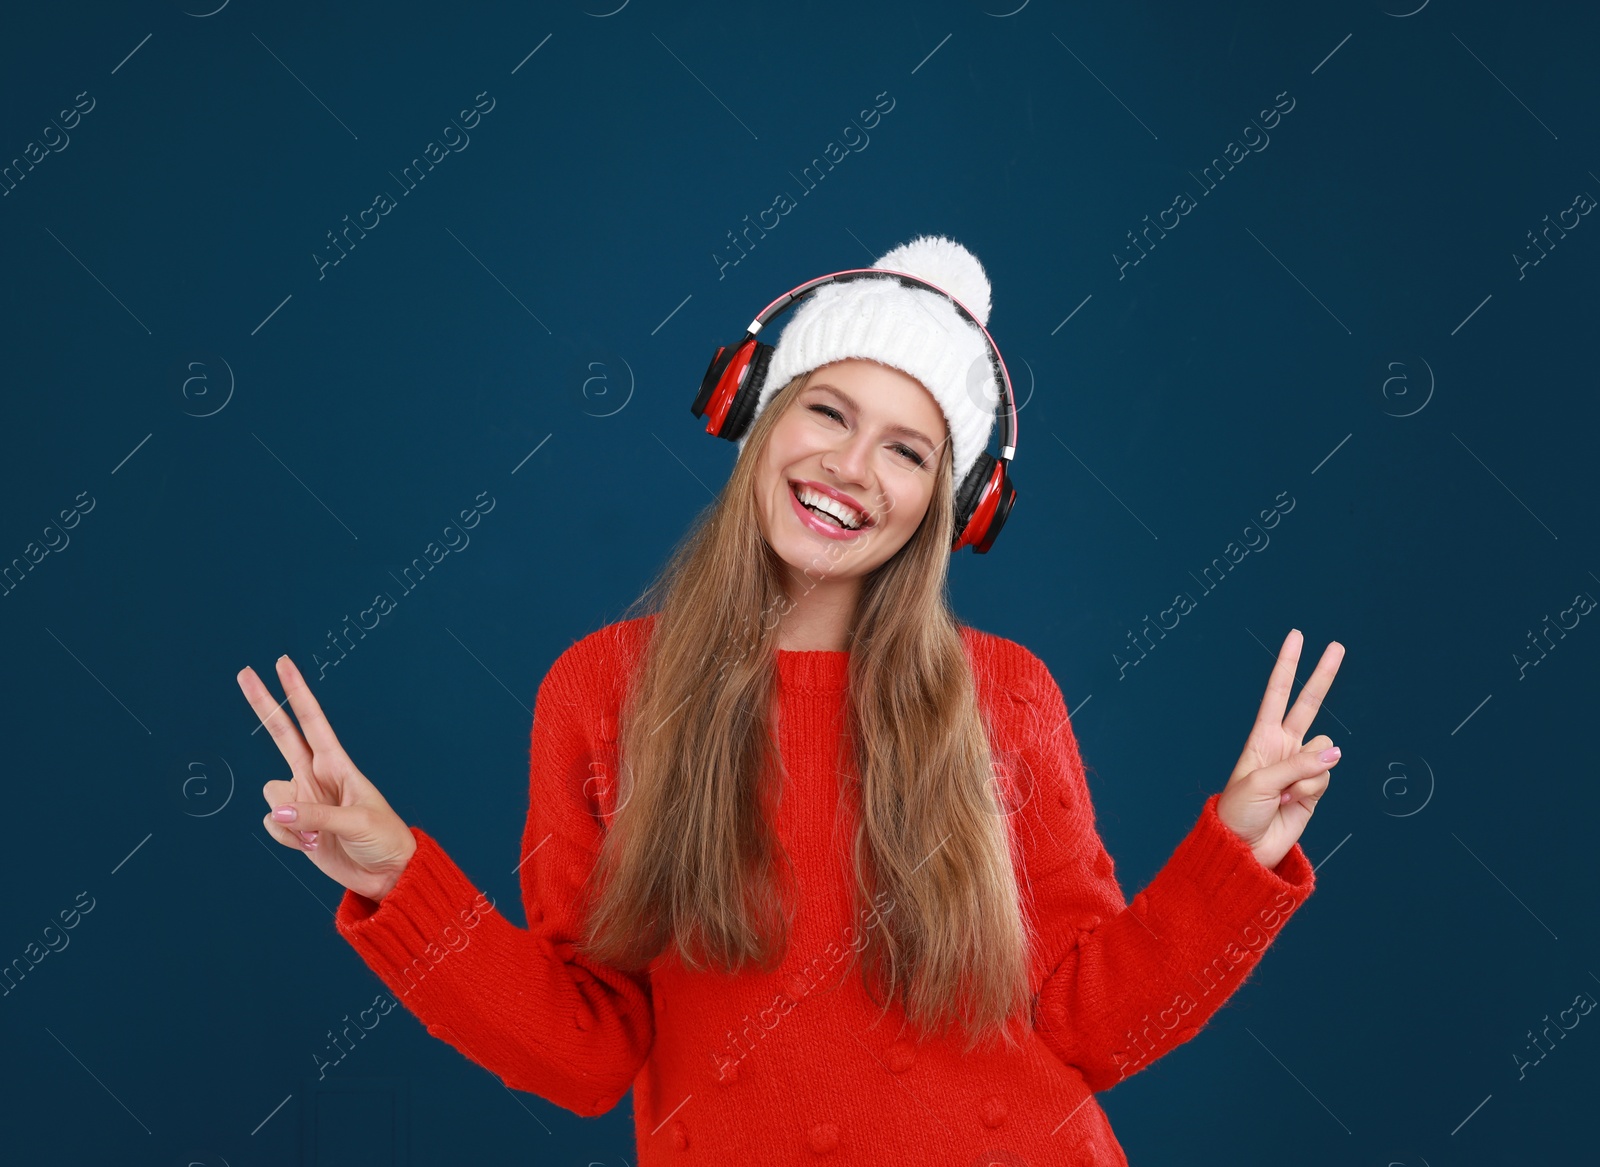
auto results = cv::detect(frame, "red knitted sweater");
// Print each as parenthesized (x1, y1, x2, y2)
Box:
(335, 615, 1316, 1164)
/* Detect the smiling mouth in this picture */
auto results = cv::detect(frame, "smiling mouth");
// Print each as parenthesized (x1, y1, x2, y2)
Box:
(789, 481, 871, 531)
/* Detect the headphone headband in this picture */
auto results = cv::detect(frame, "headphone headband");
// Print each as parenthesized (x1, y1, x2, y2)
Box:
(743, 268, 1018, 461)
(691, 264, 1020, 553)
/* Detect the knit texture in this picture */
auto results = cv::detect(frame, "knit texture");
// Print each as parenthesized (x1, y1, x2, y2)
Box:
(334, 614, 1316, 1164)
(733, 234, 1004, 488)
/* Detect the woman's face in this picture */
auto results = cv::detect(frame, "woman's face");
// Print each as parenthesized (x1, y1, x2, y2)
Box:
(753, 358, 948, 589)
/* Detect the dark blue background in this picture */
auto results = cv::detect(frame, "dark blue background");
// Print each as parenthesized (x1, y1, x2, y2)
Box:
(2, 1, 1595, 1163)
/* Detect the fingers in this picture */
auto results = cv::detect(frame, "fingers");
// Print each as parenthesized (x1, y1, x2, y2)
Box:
(262, 778, 296, 805)
(263, 779, 317, 847)
(1279, 773, 1330, 805)
(242, 656, 350, 851)
(1252, 629, 1304, 736)
(1253, 741, 1340, 800)
(263, 811, 317, 851)
(275, 655, 353, 764)
(261, 797, 369, 853)
(237, 665, 312, 776)
(1281, 640, 1346, 742)
(268, 799, 367, 838)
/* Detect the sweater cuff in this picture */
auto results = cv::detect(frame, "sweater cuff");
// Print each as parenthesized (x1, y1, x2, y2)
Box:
(334, 826, 498, 996)
(1134, 793, 1315, 967)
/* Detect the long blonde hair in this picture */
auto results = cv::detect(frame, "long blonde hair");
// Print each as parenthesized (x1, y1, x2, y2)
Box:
(578, 367, 1035, 1052)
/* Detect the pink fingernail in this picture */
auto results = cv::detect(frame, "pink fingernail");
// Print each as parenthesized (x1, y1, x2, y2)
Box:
(1320, 746, 1341, 762)
(272, 805, 297, 822)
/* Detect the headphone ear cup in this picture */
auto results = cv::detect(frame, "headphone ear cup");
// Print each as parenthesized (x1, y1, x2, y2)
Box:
(693, 344, 734, 421)
(975, 467, 1016, 554)
(718, 340, 774, 442)
(951, 451, 994, 548)
(951, 453, 1017, 553)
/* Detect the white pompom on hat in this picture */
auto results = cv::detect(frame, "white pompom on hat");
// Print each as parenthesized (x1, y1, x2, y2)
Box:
(734, 234, 1003, 488)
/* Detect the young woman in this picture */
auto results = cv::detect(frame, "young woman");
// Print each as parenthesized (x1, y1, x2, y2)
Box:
(236, 236, 1344, 1165)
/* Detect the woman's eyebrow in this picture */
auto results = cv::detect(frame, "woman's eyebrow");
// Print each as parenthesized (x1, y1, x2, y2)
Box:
(808, 383, 938, 448)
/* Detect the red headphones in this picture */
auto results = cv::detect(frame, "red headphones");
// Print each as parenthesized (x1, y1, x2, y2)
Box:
(690, 267, 1019, 553)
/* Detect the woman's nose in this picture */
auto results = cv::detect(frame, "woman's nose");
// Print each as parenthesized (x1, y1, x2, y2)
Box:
(824, 437, 871, 483)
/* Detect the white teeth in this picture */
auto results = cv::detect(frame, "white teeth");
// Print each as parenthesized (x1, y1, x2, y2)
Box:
(792, 484, 864, 529)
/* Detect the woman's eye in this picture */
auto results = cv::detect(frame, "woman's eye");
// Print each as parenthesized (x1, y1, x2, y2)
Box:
(810, 404, 924, 467)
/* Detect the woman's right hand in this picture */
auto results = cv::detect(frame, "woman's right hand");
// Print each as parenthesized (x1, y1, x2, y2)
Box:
(236, 654, 418, 904)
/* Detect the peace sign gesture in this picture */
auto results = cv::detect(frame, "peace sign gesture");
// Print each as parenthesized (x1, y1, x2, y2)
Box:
(1216, 629, 1346, 870)
(236, 655, 417, 902)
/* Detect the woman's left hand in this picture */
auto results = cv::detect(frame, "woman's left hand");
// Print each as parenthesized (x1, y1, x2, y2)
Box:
(1216, 629, 1346, 871)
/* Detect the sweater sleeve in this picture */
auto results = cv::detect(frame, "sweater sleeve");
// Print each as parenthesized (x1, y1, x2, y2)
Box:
(331, 640, 654, 1117)
(1009, 648, 1316, 1094)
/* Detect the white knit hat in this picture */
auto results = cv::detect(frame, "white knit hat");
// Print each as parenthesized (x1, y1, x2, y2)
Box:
(734, 234, 1002, 488)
